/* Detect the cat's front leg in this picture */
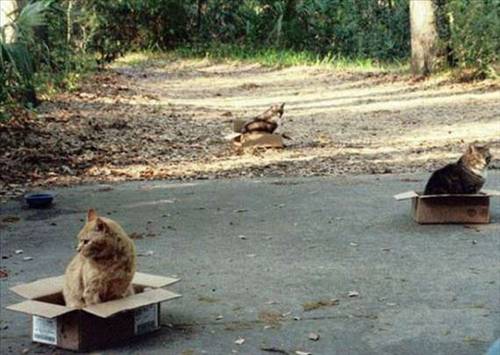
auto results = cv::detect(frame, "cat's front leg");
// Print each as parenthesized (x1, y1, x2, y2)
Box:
(66, 299, 85, 309)
(83, 287, 102, 305)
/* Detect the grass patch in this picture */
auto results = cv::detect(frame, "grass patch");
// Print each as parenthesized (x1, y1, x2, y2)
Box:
(114, 44, 408, 73)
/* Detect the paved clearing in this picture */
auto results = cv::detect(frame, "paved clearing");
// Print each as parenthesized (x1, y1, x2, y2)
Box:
(1, 56, 499, 354)
(1, 56, 499, 201)
(1, 173, 499, 354)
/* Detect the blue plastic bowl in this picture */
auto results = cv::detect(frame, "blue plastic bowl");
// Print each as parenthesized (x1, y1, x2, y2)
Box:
(25, 192, 55, 208)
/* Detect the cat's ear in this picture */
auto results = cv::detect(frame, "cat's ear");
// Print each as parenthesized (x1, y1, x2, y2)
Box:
(467, 144, 477, 154)
(95, 217, 109, 233)
(87, 209, 98, 222)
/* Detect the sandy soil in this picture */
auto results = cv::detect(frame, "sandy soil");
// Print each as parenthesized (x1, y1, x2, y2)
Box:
(1, 56, 499, 200)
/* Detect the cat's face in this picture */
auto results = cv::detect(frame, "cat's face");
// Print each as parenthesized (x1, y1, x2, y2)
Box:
(268, 103, 285, 123)
(77, 209, 118, 259)
(463, 144, 492, 171)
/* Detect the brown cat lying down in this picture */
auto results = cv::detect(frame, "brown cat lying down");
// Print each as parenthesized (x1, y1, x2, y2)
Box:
(63, 209, 136, 308)
(424, 144, 492, 195)
(241, 103, 285, 134)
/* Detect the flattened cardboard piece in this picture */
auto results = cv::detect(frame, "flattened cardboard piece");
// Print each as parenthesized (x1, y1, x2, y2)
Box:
(482, 189, 500, 197)
(132, 272, 180, 288)
(7, 300, 73, 319)
(393, 191, 419, 200)
(83, 288, 181, 318)
(240, 132, 284, 149)
(10, 276, 65, 299)
(224, 132, 242, 141)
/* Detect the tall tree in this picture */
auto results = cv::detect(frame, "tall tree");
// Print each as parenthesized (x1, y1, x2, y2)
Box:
(410, 0, 438, 76)
(0, 0, 18, 43)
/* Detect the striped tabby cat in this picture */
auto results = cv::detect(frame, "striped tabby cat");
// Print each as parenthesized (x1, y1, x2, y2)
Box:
(424, 144, 492, 195)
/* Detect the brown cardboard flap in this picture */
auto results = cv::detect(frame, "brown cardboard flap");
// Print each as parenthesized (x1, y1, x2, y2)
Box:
(7, 300, 73, 318)
(394, 191, 419, 200)
(481, 189, 500, 197)
(83, 288, 181, 318)
(224, 132, 242, 141)
(132, 272, 180, 288)
(394, 189, 500, 200)
(419, 193, 487, 199)
(10, 276, 65, 299)
(241, 132, 284, 149)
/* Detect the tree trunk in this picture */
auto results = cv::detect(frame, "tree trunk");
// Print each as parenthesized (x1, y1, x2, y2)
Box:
(410, 0, 438, 76)
(0, 0, 18, 43)
(197, 0, 207, 34)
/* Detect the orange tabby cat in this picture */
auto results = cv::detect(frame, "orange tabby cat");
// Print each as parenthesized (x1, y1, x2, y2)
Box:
(63, 209, 136, 308)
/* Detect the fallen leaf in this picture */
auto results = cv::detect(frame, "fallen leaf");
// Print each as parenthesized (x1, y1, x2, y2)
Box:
(464, 225, 481, 232)
(308, 332, 320, 341)
(303, 299, 339, 311)
(197, 295, 219, 304)
(0, 269, 8, 278)
(138, 250, 154, 257)
(129, 232, 144, 239)
(234, 337, 245, 345)
(259, 310, 284, 327)
(261, 347, 289, 354)
(2, 216, 20, 223)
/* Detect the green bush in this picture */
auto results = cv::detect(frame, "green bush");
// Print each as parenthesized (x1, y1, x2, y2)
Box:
(445, 0, 499, 77)
(81, 0, 190, 63)
(0, 1, 52, 106)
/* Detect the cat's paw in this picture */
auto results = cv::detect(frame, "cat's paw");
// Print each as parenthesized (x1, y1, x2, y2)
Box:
(83, 291, 101, 305)
(66, 301, 85, 309)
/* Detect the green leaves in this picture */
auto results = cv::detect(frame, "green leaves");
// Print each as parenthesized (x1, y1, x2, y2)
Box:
(445, 0, 499, 77)
(0, 0, 53, 105)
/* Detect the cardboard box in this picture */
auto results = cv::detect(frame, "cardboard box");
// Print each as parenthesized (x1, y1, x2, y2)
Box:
(239, 132, 284, 149)
(7, 272, 181, 351)
(226, 131, 284, 149)
(227, 118, 285, 149)
(394, 189, 500, 224)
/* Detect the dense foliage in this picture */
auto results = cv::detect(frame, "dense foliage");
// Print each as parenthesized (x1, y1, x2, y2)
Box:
(444, 0, 499, 77)
(1, 0, 498, 112)
(81, 0, 411, 61)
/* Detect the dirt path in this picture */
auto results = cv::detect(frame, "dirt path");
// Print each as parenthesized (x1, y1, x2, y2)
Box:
(1, 56, 499, 200)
